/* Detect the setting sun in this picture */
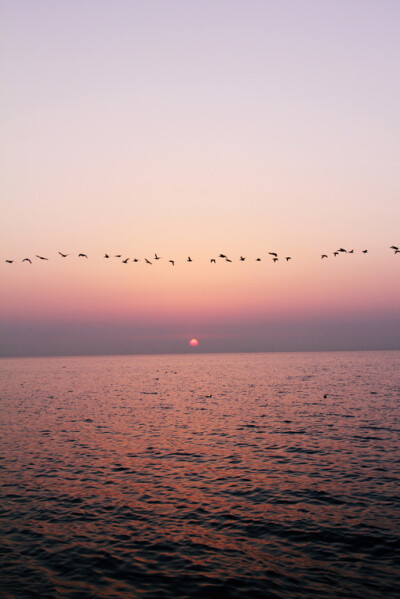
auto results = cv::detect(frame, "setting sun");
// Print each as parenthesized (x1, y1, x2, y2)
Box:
(189, 338, 199, 347)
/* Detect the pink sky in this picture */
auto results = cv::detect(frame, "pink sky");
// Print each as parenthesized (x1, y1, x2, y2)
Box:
(1, 0, 399, 356)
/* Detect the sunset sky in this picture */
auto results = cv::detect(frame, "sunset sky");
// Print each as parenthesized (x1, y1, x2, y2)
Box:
(1, 0, 399, 356)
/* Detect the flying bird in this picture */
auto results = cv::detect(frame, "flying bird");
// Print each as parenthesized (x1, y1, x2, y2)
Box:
(210, 259, 216, 263)
(122, 258, 129, 263)
(285, 257, 291, 261)
(132, 258, 139, 262)
(36, 255, 48, 260)
(58, 252, 69, 257)
(187, 257, 193, 262)
(154, 253, 161, 260)
(362, 250, 368, 253)
(338, 248, 347, 253)
(240, 256, 246, 261)
(273, 257, 278, 262)
(391, 246, 398, 250)
(169, 260, 175, 266)
(22, 258, 32, 263)
(145, 259, 152, 264)
(104, 254, 109, 258)
(78, 253, 88, 258)
(256, 258, 261, 261)
(219, 254, 226, 258)
(115, 255, 121, 258)
(349, 249, 354, 253)
(333, 252, 339, 257)
(226, 258, 232, 262)
(5, 259, 13, 263)
(269, 252, 278, 257)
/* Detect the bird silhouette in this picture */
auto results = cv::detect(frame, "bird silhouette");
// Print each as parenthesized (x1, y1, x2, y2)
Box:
(154, 253, 161, 260)
(226, 258, 232, 262)
(5, 259, 13, 263)
(22, 258, 32, 263)
(210, 259, 216, 263)
(349, 249, 354, 253)
(395, 250, 400, 254)
(115, 255, 121, 258)
(256, 258, 261, 261)
(104, 254, 109, 258)
(362, 250, 368, 253)
(391, 245, 398, 250)
(36, 255, 48, 260)
(285, 257, 291, 261)
(273, 257, 278, 262)
(187, 257, 193, 262)
(219, 254, 226, 258)
(132, 258, 139, 262)
(58, 252, 69, 257)
(338, 248, 347, 253)
(122, 258, 129, 263)
(321, 254, 328, 259)
(78, 253, 88, 258)
(169, 260, 175, 266)
(269, 252, 278, 257)
(333, 252, 339, 257)
(145, 259, 152, 264)
(240, 256, 246, 261)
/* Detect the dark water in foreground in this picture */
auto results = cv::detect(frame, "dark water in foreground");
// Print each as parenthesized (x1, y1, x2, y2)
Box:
(1, 351, 399, 599)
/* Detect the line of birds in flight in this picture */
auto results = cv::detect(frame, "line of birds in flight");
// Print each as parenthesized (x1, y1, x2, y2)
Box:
(4, 246, 399, 265)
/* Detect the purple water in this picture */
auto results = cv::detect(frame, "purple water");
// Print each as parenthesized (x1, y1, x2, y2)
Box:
(1, 351, 399, 598)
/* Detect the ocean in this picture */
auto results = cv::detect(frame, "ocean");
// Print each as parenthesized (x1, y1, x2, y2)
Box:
(1, 351, 399, 598)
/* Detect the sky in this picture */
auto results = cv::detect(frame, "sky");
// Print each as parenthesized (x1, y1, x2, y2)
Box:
(1, 0, 399, 357)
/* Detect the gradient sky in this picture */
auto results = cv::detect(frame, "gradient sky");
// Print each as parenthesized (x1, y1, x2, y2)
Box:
(1, 0, 399, 356)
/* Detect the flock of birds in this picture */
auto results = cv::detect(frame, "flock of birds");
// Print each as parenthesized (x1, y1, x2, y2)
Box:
(4, 246, 400, 265)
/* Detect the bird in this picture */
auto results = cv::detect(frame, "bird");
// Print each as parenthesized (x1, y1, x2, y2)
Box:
(273, 257, 278, 262)
(78, 253, 88, 258)
(338, 248, 347, 253)
(362, 250, 368, 253)
(104, 254, 109, 258)
(390, 246, 398, 250)
(58, 252, 69, 257)
(145, 259, 152, 264)
(395, 250, 400, 254)
(321, 254, 328, 259)
(269, 252, 278, 257)
(122, 258, 129, 263)
(154, 253, 161, 260)
(5, 259, 13, 263)
(187, 257, 193, 262)
(219, 254, 226, 258)
(115, 255, 121, 258)
(333, 252, 339, 257)
(349, 249, 354, 253)
(210, 259, 216, 263)
(256, 258, 261, 261)
(240, 256, 246, 261)
(285, 257, 291, 261)
(132, 258, 139, 262)
(169, 260, 175, 266)
(22, 258, 32, 263)
(36, 255, 48, 260)
(226, 258, 232, 262)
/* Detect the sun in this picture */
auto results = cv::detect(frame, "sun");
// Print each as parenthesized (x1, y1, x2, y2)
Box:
(189, 338, 199, 347)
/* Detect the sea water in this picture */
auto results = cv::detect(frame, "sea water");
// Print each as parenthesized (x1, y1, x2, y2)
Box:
(1, 351, 399, 598)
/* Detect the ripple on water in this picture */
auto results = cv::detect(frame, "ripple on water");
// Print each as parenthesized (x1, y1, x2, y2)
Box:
(0, 351, 399, 598)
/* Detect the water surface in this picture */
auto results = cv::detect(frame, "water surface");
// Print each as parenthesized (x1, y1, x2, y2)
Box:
(1, 351, 399, 598)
